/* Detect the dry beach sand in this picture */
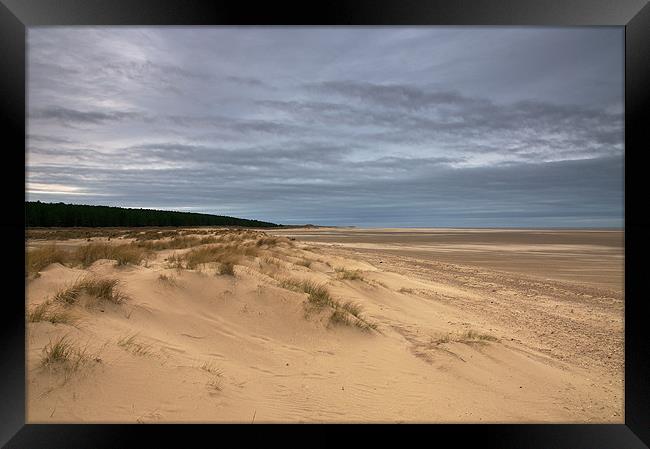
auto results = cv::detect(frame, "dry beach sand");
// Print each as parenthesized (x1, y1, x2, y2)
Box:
(25, 227, 623, 423)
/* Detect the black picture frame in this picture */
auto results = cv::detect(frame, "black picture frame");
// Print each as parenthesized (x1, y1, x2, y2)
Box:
(2, 1, 648, 447)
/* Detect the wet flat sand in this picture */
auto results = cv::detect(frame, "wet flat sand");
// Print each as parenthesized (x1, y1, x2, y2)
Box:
(269, 228, 624, 290)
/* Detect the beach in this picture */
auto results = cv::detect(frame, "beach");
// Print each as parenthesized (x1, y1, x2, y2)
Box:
(26, 227, 623, 423)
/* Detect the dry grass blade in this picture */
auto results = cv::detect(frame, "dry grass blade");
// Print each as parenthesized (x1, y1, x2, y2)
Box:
(201, 358, 224, 392)
(200, 361, 223, 376)
(206, 378, 223, 392)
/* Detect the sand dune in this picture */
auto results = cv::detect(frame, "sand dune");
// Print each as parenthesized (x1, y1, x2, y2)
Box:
(26, 228, 623, 423)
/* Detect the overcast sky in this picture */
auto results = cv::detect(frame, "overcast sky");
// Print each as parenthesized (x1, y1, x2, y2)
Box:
(26, 27, 624, 227)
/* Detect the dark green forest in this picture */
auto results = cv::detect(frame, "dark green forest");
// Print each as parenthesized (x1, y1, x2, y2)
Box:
(26, 201, 279, 228)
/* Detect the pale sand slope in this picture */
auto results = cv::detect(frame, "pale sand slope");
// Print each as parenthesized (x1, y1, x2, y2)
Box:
(26, 229, 623, 423)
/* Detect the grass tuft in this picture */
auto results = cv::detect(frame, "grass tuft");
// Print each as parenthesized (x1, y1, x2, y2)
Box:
(117, 334, 151, 356)
(302, 281, 334, 308)
(26, 245, 69, 275)
(431, 330, 498, 345)
(329, 309, 352, 327)
(157, 273, 178, 286)
(335, 267, 364, 280)
(279, 277, 378, 332)
(113, 246, 148, 266)
(166, 253, 185, 271)
(27, 227, 125, 241)
(53, 276, 127, 305)
(135, 235, 218, 251)
(295, 259, 312, 268)
(461, 330, 498, 342)
(82, 277, 125, 303)
(263, 257, 282, 267)
(279, 278, 335, 308)
(183, 244, 253, 269)
(354, 319, 379, 333)
(53, 283, 84, 305)
(255, 236, 282, 247)
(40, 335, 95, 375)
(217, 261, 236, 276)
(41, 335, 75, 366)
(26, 242, 148, 275)
(27, 300, 76, 325)
(340, 301, 363, 318)
(431, 334, 451, 345)
(329, 301, 378, 332)
(74, 243, 148, 267)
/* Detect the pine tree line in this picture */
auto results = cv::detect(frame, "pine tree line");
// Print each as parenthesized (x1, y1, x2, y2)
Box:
(25, 201, 279, 228)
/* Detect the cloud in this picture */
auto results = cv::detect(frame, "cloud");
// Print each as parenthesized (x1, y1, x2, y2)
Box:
(309, 80, 487, 110)
(31, 106, 141, 125)
(225, 76, 267, 87)
(259, 85, 622, 165)
(27, 155, 622, 226)
(26, 27, 624, 227)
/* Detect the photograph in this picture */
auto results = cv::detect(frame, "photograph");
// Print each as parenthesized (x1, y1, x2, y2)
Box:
(25, 26, 625, 424)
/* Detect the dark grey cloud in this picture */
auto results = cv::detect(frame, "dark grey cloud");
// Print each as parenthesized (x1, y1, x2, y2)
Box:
(260, 90, 622, 157)
(26, 27, 624, 227)
(31, 106, 141, 125)
(309, 81, 487, 110)
(225, 76, 267, 87)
